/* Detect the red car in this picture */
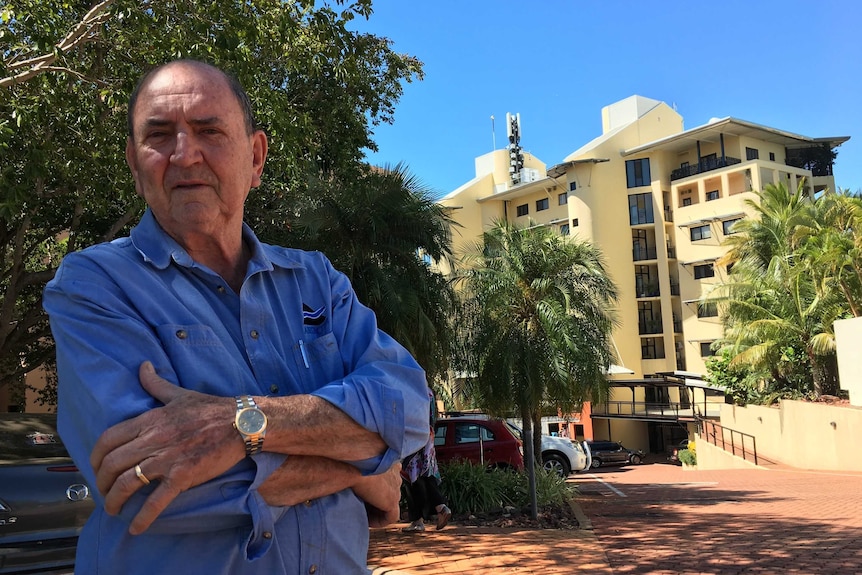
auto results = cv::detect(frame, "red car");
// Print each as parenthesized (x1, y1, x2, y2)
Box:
(433, 417, 524, 471)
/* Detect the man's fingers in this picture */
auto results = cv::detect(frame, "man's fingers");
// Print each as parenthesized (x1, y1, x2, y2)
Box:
(138, 362, 183, 404)
(128, 482, 179, 535)
(102, 463, 152, 515)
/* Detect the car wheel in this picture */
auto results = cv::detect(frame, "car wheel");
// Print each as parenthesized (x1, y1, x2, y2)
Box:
(590, 458, 602, 469)
(542, 454, 570, 478)
(630, 454, 643, 465)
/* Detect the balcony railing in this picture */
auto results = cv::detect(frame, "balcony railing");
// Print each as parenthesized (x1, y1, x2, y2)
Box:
(670, 156, 742, 181)
(639, 320, 663, 334)
(633, 246, 657, 261)
(592, 401, 687, 420)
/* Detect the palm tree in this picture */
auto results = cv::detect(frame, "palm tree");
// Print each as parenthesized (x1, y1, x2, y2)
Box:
(457, 220, 618, 517)
(290, 163, 457, 384)
(711, 182, 844, 397)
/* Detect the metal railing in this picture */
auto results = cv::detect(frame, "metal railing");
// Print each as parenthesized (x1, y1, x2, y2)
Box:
(699, 419, 758, 465)
(592, 401, 686, 420)
(670, 156, 742, 181)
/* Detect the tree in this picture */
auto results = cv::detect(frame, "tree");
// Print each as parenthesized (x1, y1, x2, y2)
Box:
(710, 182, 845, 398)
(290, 162, 457, 384)
(0, 0, 424, 405)
(457, 220, 618, 517)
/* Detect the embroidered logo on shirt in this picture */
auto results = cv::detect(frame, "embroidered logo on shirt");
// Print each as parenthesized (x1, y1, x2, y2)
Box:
(302, 303, 326, 326)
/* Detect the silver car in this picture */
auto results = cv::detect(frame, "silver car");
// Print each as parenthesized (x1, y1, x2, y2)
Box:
(0, 414, 95, 574)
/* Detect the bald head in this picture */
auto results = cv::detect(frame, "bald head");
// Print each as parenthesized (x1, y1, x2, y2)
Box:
(127, 60, 256, 138)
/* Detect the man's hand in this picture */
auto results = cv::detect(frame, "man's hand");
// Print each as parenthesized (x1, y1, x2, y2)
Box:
(353, 463, 403, 527)
(90, 362, 244, 535)
(258, 458, 402, 527)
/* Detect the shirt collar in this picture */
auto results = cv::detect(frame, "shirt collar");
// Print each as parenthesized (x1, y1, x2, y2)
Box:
(130, 209, 304, 273)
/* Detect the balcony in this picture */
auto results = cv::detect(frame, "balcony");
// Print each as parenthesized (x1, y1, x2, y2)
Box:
(670, 156, 742, 181)
(591, 401, 690, 421)
(633, 246, 657, 261)
(638, 319, 663, 335)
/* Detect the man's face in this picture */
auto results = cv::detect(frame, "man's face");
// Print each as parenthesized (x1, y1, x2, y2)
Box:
(125, 63, 267, 242)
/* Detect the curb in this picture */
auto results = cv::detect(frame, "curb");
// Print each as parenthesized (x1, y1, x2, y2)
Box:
(569, 498, 593, 531)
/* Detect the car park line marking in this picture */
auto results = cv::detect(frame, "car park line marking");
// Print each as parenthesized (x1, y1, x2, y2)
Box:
(587, 474, 627, 497)
(649, 482, 719, 486)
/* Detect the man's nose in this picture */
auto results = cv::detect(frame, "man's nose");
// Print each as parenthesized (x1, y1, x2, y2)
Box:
(170, 132, 202, 165)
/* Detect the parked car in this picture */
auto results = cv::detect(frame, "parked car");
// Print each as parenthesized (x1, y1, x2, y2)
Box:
(584, 440, 644, 468)
(434, 417, 524, 471)
(506, 424, 591, 477)
(667, 438, 691, 464)
(0, 413, 94, 574)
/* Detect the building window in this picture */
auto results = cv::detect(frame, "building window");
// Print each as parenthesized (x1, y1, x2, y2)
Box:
(700, 342, 715, 357)
(769, 152, 776, 161)
(560, 223, 570, 236)
(694, 263, 715, 279)
(536, 198, 549, 211)
(706, 190, 719, 201)
(746, 147, 759, 160)
(690, 224, 711, 241)
(516, 204, 528, 217)
(722, 218, 742, 235)
(572, 218, 579, 227)
(569, 181, 577, 192)
(726, 262, 735, 274)
(558, 192, 568, 205)
(697, 302, 718, 318)
(682, 197, 692, 207)
(625, 158, 651, 188)
(629, 193, 654, 225)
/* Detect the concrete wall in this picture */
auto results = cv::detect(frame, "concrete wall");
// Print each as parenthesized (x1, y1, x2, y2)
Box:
(835, 316, 862, 407)
(708, 399, 862, 472)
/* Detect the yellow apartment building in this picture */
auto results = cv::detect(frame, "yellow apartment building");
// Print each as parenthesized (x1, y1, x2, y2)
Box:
(439, 96, 848, 455)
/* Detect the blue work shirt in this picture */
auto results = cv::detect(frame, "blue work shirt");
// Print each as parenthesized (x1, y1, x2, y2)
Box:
(43, 209, 430, 574)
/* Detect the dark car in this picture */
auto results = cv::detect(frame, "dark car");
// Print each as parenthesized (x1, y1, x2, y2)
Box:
(0, 413, 94, 574)
(584, 440, 644, 468)
(434, 417, 524, 471)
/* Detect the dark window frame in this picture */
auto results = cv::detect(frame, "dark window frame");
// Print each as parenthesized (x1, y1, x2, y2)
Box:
(536, 198, 549, 212)
(694, 263, 715, 279)
(690, 224, 711, 241)
(516, 203, 528, 217)
(625, 158, 651, 188)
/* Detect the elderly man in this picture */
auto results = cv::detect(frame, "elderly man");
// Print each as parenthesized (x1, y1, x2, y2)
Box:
(43, 59, 430, 574)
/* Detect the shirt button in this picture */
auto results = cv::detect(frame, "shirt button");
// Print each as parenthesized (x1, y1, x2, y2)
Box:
(270, 384, 279, 394)
(304, 499, 313, 507)
(176, 330, 187, 339)
(309, 566, 317, 574)
(217, 285, 226, 294)
(262, 531, 272, 539)
(250, 330, 259, 339)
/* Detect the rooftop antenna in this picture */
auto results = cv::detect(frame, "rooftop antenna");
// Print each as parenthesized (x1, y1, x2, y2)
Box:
(506, 112, 523, 185)
(490, 115, 496, 150)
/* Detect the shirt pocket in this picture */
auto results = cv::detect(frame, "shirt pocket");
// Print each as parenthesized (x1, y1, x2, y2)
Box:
(294, 331, 343, 391)
(155, 324, 244, 393)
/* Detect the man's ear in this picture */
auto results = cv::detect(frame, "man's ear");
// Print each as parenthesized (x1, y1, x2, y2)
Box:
(125, 138, 143, 197)
(249, 130, 268, 189)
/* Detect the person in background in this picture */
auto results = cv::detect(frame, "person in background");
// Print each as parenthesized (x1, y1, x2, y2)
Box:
(401, 390, 451, 532)
(43, 59, 429, 574)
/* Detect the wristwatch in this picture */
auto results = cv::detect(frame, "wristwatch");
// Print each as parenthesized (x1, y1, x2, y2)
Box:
(234, 395, 267, 456)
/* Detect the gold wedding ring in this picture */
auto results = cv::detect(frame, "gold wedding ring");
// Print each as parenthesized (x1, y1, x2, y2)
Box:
(134, 464, 151, 485)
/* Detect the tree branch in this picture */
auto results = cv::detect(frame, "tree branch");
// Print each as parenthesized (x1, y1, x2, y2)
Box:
(0, 0, 115, 89)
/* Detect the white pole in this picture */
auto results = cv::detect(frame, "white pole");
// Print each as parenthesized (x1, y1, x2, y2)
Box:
(490, 115, 496, 150)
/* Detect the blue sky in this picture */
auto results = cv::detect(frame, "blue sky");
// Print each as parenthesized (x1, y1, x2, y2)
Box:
(351, 0, 862, 199)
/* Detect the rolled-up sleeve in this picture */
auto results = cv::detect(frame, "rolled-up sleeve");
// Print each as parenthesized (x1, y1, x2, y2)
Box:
(311, 258, 430, 475)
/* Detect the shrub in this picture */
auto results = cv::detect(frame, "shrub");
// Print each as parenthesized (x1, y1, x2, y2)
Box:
(678, 448, 697, 466)
(438, 461, 577, 515)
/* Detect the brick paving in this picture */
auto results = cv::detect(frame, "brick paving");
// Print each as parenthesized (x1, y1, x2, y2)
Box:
(368, 461, 862, 574)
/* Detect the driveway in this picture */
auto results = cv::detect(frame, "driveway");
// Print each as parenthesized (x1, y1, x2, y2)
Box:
(369, 461, 862, 574)
(573, 460, 862, 574)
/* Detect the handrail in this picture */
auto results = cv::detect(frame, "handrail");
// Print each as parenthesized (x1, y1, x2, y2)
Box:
(698, 419, 758, 465)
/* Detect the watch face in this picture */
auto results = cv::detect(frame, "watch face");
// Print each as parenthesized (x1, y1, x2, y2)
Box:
(237, 408, 267, 434)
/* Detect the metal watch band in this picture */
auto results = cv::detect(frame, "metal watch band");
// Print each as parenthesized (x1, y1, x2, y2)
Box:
(235, 395, 265, 456)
